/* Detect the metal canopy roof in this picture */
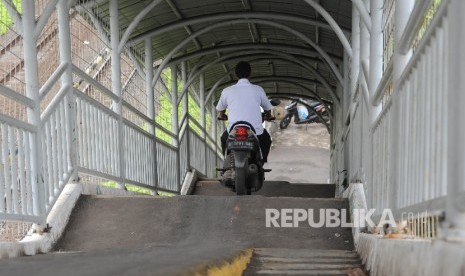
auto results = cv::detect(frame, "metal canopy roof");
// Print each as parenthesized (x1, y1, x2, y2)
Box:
(76, 0, 352, 104)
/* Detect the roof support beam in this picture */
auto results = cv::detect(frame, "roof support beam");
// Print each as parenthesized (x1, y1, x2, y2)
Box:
(303, 0, 353, 57)
(168, 43, 340, 66)
(180, 54, 336, 106)
(129, 11, 350, 44)
(151, 19, 344, 91)
(350, 0, 372, 31)
(164, 0, 202, 49)
(118, 0, 164, 53)
(185, 50, 338, 103)
(213, 76, 329, 97)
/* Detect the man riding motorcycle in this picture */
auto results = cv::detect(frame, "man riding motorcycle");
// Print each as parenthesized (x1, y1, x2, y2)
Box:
(216, 61, 275, 162)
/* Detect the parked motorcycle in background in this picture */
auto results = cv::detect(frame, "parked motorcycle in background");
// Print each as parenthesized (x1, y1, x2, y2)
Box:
(279, 99, 328, 129)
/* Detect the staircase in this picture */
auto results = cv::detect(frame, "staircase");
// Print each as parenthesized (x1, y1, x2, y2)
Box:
(245, 248, 364, 275)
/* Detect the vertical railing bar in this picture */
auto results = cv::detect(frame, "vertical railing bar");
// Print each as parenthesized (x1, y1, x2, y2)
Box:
(45, 122, 53, 205)
(425, 42, 433, 201)
(24, 132, 33, 215)
(76, 98, 84, 168)
(60, 102, 68, 186)
(433, 25, 445, 196)
(128, 127, 132, 184)
(18, 130, 27, 215)
(84, 102, 91, 171)
(416, 57, 423, 204)
(104, 114, 110, 175)
(397, 98, 403, 208)
(112, 119, 119, 177)
(432, 28, 440, 199)
(419, 51, 426, 203)
(95, 106, 101, 174)
(55, 110, 64, 188)
(9, 126, 19, 214)
(0, 124, 4, 213)
(132, 129, 137, 183)
(137, 131, 142, 183)
(406, 81, 411, 208)
(90, 105, 97, 172)
(2, 125, 12, 213)
(440, 19, 448, 197)
(52, 112, 60, 195)
(40, 123, 48, 207)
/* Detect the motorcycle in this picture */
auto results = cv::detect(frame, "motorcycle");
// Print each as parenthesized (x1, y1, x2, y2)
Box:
(279, 100, 327, 129)
(216, 100, 279, 195)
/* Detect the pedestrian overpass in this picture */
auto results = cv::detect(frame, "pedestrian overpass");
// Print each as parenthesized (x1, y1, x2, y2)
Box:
(0, 0, 465, 275)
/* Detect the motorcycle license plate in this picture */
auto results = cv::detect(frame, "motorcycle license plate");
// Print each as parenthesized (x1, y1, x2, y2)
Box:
(228, 141, 254, 150)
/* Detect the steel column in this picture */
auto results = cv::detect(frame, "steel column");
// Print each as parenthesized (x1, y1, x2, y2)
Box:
(181, 60, 191, 171)
(390, 0, 414, 211)
(145, 38, 159, 194)
(369, 0, 383, 120)
(171, 65, 181, 191)
(351, 6, 360, 99)
(22, 0, 45, 218)
(110, 0, 125, 189)
(57, 0, 78, 181)
(445, 0, 465, 237)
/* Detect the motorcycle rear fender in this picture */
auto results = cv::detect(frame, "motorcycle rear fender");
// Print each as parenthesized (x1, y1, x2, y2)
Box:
(233, 151, 249, 168)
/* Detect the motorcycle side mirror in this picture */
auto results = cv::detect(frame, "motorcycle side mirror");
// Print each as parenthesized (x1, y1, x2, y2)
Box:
(270, 99, 281, 106)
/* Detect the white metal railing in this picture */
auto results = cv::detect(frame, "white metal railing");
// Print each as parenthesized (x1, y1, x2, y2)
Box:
(347, 0, 450, 220)
(0, 3, 223, 228)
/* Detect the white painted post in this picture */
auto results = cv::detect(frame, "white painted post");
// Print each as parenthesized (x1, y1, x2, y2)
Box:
(199, 73, 207, 174)
(445, 0, 465, 238)
(211, 95, 218, 174)
(391, 0, 414, 210)
(57, 0, 77, 181)
(369, 0, 383, 119)
(351, 6, 360, 98)
(171, 65, 181, 191)
(181, 60, 191, 170)
(145, 38, 158, 195)
(22, 0, 45, 218)
(110, 0, 125, 189)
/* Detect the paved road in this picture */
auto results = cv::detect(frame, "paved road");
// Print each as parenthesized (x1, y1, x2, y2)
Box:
(266, 123, 330, 183)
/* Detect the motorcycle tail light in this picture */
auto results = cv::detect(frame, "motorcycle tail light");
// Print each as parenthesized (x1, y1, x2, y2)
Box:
(235, 127, 248, 141)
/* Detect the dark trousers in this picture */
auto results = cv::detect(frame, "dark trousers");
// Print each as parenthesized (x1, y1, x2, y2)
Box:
(221, 129, 272, 162)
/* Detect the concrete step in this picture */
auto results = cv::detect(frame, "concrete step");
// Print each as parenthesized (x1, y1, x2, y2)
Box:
(194, 180, 335, 198)
(245, 248, 365, 276)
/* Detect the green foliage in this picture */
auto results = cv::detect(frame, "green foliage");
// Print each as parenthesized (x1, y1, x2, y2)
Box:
(154, 67, 212, 141)
(100, 181, 175, 196)
(101, 181, 153, 195)
(0, 0, 21, 35)
(414, 0, 442, 48)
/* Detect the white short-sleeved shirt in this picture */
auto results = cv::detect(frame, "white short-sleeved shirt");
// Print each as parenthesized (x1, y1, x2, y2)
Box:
(216, 79, 272, 135)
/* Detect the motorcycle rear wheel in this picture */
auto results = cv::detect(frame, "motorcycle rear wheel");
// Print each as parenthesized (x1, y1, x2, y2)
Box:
(279, 114, 292, 129)
(235, 159, 248, 196)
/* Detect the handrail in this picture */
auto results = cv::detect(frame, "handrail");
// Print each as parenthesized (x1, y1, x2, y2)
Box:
(397, 0, 434, 55)
(74, 89, 119, 119)
(72, 65, 119, 102)
(0, 84, 35, 109)
(396, 0, 449, 89)
(39, 62, 68, 101)
(0, 113, 37, 133)
(371, 60, 393, 106)
(41, 84, 71, 123)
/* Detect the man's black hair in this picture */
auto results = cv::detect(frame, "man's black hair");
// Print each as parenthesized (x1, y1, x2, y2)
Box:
(235, 61, 251, 79)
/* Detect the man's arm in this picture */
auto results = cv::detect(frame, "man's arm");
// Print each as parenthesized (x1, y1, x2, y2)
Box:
(259, 88, 275, 120)
(217, 110, 228, 120)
